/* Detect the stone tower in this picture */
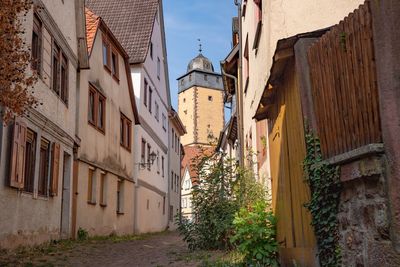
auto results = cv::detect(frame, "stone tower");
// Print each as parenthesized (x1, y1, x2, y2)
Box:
(178, 53, 224, 146)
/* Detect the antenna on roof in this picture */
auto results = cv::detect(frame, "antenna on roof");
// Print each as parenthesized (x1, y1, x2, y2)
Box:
(197, 38, 202, 54)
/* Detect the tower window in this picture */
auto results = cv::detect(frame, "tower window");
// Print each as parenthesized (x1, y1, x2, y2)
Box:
(216, 77, 220, 83)
(183, 98, 186, 103)
(184, 110, 187, 115)
(208, 96, 213, 101)
(204, 74, 208, 81)
(180, 79, 184, 86)
(189, 74, 192, 82)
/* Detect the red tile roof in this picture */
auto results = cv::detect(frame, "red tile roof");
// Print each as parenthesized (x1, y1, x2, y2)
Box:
(86, 0, 159, 64)
(85, 7, 100, 55)
(181, 145, 215, 184)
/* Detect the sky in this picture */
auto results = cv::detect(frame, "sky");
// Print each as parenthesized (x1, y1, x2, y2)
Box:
(164, 0, 237, 110)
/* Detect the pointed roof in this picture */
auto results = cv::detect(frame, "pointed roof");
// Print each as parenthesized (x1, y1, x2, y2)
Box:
(85, 8, 100, 54)
(86, 0, 159, 64)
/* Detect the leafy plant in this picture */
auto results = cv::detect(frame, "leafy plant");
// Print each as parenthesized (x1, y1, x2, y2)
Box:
(0, 0, 38, 123)
(303, 129, 342, 267)
(231, 201, 278, 267)
(77, 227, 88, 241)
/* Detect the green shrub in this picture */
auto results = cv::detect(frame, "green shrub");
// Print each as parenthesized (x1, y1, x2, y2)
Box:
(77, 227, 88, 241)
(231, 201, 278, 267)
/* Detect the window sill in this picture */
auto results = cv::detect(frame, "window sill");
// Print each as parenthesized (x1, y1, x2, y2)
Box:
(121, 144, 132, 153)
(117, 211, 124, 215)
(87, 201, 97, 205)
(88, 122, 105, 135)
(100, 203, 107, 208)
(112, 75, 120, 84)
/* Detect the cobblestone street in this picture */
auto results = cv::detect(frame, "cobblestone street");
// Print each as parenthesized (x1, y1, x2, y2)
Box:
(0, 232, 218, 267)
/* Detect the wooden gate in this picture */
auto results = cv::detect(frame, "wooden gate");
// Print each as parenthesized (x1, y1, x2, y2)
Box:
(268, 61, 317, 266)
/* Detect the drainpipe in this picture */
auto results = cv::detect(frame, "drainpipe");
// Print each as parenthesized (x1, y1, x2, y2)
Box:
(234, 0, 245, 167)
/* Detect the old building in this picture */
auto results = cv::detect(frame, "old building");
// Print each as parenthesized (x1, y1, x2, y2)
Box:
(86, 0, 172, 233)
(0, 0, 88, 248)
(71, 8, 139, 237)
(238, 0, 364, 184)
(168, 108, 186, 229)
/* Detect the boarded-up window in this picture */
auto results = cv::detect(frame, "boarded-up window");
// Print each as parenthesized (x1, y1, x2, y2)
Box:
(38, 138, 50, 196)
(23, 128, 36, 193)
(87, 167, 96, 204)
(31, 14, 42, 75)
(50, 142, 60, 196)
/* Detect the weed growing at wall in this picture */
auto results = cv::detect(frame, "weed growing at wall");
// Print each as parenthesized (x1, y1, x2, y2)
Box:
(303, 130, 342, 267)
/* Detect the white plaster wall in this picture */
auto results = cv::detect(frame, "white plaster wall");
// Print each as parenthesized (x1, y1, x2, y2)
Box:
(135, 187, 167, 233)
(241, 0, 364, 177)
(0, 2, 78, 248)
(168, 123, 182, 230)
(77, 31, 134, 179)
(75, 163, 134, 236)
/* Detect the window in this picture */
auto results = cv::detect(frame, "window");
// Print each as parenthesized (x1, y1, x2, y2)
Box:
(24, 129, 36, 193)
(120, 113, 132, 151)
(175, 175, 178, 193)
(172, 129, 175, 149)
(148, 87, 153, 113)
(52, 42, 68, 104)
(157, 57, 161, 79)
(147, 144, 151, 170)
(141, 139, 146, 164)
(102, 39, 110, 68)
(216, 77, 220, 83)
(31, 14, 42, 75)
(147, 199, 150, 210)
(117, 180, 124, 214)
(243, 37, 250, 93)
(100, 172, 107, 206)
(171, 171, 174, 190)
(182, 198, 187, 208)
(208, 96, 213, 101)
(38, 138, 50, 196)
(180, 79, 184, 86)
(183, 98, 186, 103)
(189, 74, 192, 82)
(87, 167, 96, 204)
(149, 42, 153, 59)
(111, 49, 119, 80)
(204, 74, 208, 81)
(155, 102, 159, 121)
(185, 179, 191, 190)
(156, 151, 160, 174)
(162, 113, 167, 131)
(88, 84, 106, 133)
(161, 156, 165, 177)
(253, 0, 262, 50)
(144, 79, 148, 107)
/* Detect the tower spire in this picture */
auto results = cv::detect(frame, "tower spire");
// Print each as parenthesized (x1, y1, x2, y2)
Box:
(197, 38, 202, 54)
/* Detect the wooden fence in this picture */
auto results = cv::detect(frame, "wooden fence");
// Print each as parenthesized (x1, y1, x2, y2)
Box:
(307, 1, 381, 159)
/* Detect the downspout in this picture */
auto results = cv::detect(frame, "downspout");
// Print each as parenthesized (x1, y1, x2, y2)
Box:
(234, 0, 245, 167)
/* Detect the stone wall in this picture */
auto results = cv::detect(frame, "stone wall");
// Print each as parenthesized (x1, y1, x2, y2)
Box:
(337, 154, 400, 266)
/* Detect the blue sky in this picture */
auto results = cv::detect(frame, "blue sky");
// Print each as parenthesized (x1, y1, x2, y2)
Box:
(164, 0, 237, 109)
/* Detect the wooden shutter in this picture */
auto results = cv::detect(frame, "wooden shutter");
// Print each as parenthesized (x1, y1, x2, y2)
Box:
(9, 120, 27, 189)
(50, 142, 60, 196)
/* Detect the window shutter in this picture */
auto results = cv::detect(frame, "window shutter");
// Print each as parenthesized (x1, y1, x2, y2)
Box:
(50, 142, 60, 196)
(9, 120, 27, 189)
